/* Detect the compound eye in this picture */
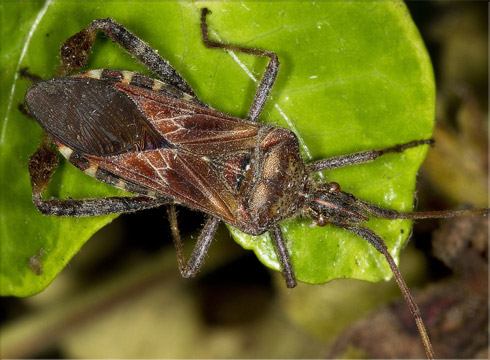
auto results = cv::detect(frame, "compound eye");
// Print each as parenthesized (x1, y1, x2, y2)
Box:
(328, 182, 340, 193)
(317, 216, 327, 227)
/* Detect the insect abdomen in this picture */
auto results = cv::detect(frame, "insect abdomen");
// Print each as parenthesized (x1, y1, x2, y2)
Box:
(56, 142, 159, 197)
(74, 69, 204, 105)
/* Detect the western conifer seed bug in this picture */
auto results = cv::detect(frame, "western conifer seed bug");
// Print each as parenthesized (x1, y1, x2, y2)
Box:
(24, 8, 489, 359)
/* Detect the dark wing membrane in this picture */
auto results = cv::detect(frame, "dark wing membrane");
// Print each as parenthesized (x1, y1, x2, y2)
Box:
(92, 149, 240, 223)
(25, 77, 170, 156)
(115, 83, 261, 155)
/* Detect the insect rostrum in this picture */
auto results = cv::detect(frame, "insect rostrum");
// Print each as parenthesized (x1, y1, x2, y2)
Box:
(24, 8, 488, 359)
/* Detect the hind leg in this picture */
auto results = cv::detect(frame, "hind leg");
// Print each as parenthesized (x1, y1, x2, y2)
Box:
(29, 135, 169, 217)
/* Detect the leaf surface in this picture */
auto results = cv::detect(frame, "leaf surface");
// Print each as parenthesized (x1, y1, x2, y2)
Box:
(0, 1, 434, 296)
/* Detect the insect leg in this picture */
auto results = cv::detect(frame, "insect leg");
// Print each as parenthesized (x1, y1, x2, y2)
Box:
(270, 224, 297, 288)
(29, 136, 169, 217)
(309, 139, 434, 172)
(200, 8, 279, 122)
(18, 103, 34, 119)
(57, 18, 195, 96)
(166, 204, 186, 272)
(18, 68, 44, 119)
(19, 67, 43, 83)
(338, 223, 435, 360)
(167, 208, 220, 278)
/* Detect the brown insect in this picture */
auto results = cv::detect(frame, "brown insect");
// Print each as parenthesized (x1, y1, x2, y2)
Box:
(24, 9, 488, 359)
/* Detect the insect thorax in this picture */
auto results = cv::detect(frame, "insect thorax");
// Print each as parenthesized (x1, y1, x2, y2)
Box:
(235, 127, 309, 235)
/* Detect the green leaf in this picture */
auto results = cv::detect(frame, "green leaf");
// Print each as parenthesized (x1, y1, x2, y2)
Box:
(223, 2, 435, 284)
(0, 1, 434, 296)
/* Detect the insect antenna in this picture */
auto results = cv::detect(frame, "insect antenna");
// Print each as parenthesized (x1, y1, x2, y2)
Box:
(353, 197, 490, 219)
(327, 195, 488, 359)
(338, 224, 436, 359)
